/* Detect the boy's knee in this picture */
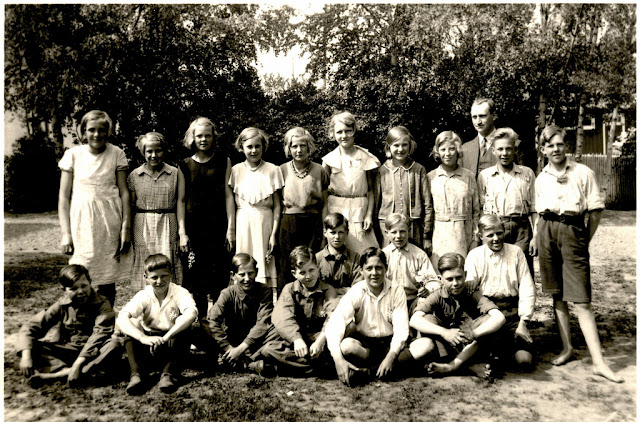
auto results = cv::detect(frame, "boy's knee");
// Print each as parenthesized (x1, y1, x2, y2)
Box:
(340, 338, 363, 357)
(514, 350, 533, 369)
(409, 338, 434, 360)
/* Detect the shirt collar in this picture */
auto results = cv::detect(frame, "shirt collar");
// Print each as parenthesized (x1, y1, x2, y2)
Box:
(435, 165, 464, 177)
(232, 281, 257, 301)
(484, 244, 505, 258)
(388, 242, 411, 253)
(292, 279, 330, 297)
(490, 164, 522, 176)
(135, 163, 172, 178)
(543, 160, 573, 177)
(363, 278, 392, 297)
(383, 159, 415, 172)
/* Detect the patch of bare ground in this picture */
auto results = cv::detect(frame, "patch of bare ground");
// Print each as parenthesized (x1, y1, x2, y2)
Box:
(4, 211, 636, 421)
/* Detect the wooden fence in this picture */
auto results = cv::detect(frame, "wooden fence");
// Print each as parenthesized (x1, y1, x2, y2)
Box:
(567, 154, 636, 209)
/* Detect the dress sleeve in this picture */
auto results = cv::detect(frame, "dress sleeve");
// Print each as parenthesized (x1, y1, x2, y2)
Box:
(115, 146, 129, 172)
(58, 148, 75, 173)
(358, 147, 381, 171)
(420, 166, 434, 235)
(320, 165, 330, 190)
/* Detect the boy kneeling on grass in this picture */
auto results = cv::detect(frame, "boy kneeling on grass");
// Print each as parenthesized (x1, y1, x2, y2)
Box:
(326, 247, 409, 386)
(117, 254, 197, 395)
(17, 264, 115, 386)
(202, 253, 274, 373)
(256, 246, 338, 376)
(407, 253, 505, 377)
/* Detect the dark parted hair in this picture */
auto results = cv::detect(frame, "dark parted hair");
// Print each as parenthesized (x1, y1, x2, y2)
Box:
(323, 212, 349, 231)
(144, 253, 172, 274)
(59, 264, 91, 289)
(437, 252, 465, 274)
(289, 245, 318, 270)
(359, 247, 388, 269)
(231, 253, 258, 274)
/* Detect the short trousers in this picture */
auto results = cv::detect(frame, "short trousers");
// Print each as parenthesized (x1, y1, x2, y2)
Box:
(347, 332, 393, 367)
(537, 217, 591, 302)
(420, 313, 493, 358)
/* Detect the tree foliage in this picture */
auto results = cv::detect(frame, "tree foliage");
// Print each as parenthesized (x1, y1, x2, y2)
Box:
(4, 4, 636, 212)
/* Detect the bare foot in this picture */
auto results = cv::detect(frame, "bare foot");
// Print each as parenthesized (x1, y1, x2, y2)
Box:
(427, 362, 455, 375)
(468, 362, 493, 380)
(551, 348, 575, 366)
(593, 364, 623, 383)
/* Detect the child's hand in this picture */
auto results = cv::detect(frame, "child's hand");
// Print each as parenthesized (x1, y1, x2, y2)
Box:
(528, 239, 538, 257)
(362, 216, 373, 232)
(334, 357, 359, 386)
(422, 239, 432, 255)
(376, 354, 395, 378)
(309, 338, 326, 358)
(515, 320, 533, 343)
(442, 328, 466, 346)
(225, 230, 235, 252)
(119, 230, 131, 254)
(140, 335, 164, 348)
(293, 338, 309, 358)
(19, 351, 34, 377)
(266, 234, 277, 261)
(67, 364, 82, 384)
(61, 234, 74, 255)
(224, 344, 248, 362)
(179, 234, 190, 253)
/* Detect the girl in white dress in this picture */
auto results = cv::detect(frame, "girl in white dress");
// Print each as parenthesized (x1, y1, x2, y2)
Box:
(58, 110, 131, 306)
(322, 111, 380, 254)
(230, 128, 284, 291)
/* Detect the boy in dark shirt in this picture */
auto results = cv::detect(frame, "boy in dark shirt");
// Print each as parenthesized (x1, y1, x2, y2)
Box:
(408, 253, 505, 376)
(17, 265, 115, 386)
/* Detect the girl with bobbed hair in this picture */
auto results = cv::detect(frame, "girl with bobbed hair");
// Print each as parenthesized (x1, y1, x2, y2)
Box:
(277, 127, 329, 290)
(178, 117, 235, 319)
(427, 131, 480, 271)
(322, 111, 380, 255)
(58, 110, 130, 307)
(128, 132, 188, 289)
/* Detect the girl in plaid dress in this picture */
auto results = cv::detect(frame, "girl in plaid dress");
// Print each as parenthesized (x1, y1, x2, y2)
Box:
(128, 132, 188, 289)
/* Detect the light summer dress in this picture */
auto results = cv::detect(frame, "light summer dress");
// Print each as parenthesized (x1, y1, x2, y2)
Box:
(322, 146, 380, 254)
(230, 161, 284, 287)
(58, 143, 128, 286)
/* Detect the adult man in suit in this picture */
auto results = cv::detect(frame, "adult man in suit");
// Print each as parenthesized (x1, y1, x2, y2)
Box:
(461, 98, 498, 179)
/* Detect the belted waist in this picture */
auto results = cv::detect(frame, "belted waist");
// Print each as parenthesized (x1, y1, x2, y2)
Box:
(435, 213, 471, 222)
(542, 212, 584, 226)
(329, 192, 367, 199)
(498, 214, 530, 223)
(136, 208, 176, 214)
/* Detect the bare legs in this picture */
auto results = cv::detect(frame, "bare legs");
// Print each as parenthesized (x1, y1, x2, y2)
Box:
(552, 298, 622, 383)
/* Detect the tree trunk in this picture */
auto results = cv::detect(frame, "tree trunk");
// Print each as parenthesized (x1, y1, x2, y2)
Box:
(603, 106, 617, 202)
(50, 113, 65, 159)
(574, 93, 585, 163)
(536, 94, 547, 174)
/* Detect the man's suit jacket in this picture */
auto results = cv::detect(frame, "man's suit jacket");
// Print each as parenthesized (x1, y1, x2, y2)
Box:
(460, 136, 495, 178)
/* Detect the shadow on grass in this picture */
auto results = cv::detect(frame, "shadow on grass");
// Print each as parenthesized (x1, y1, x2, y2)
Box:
(4, 253, 68, 300)
(4, 222, 59, 242)
(599, 210, 636, 227)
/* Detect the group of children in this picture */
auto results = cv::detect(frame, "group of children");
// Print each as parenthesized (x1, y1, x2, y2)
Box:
(17, 106, 622, 395)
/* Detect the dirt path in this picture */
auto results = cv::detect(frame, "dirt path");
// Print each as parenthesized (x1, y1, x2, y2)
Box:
(3, 211, 636, 421)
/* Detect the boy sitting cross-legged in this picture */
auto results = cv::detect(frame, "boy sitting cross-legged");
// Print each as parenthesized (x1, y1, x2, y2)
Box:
(326, 247, 409, 386)
(17, 264, 115, 386)
(202, 253, 274, 373)
(316, 212, 362, 296)
(256, 246, 338, 376)
(117, 254, 197, 395)
(407, 253, 505, 377)
(465, 215, 536, 371)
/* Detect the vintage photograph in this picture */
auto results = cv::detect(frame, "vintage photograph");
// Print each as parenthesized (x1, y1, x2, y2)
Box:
(4, 3, 636, 421)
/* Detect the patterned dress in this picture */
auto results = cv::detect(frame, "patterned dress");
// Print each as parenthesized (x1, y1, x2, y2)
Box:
(128, 163, 182, 289)
(58, 143, 128, 286)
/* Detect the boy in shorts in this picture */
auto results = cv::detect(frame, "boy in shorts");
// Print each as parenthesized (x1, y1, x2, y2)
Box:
(117, 254, 198, 394)
(17, 264, 115, 386)
(535, 125, 621, 382)
(465, 215, 536, 371)
(408, 253, 505, 377)
(316, 213, 362, 296)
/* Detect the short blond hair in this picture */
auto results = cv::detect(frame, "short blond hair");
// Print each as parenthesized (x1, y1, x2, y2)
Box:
(283, 127, 317, 158)
(183, 117, 219, 150)
(235, 127, 269, 153)
(78, 110, 113, 142)
(384, 126, 417, 159)
(432, 131, 463, 161)
(136, 132, 166, 155)
(328, 111, 357, 139)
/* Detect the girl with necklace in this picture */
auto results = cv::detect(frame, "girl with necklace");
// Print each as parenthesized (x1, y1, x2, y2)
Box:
(277, 127, 329, 290)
